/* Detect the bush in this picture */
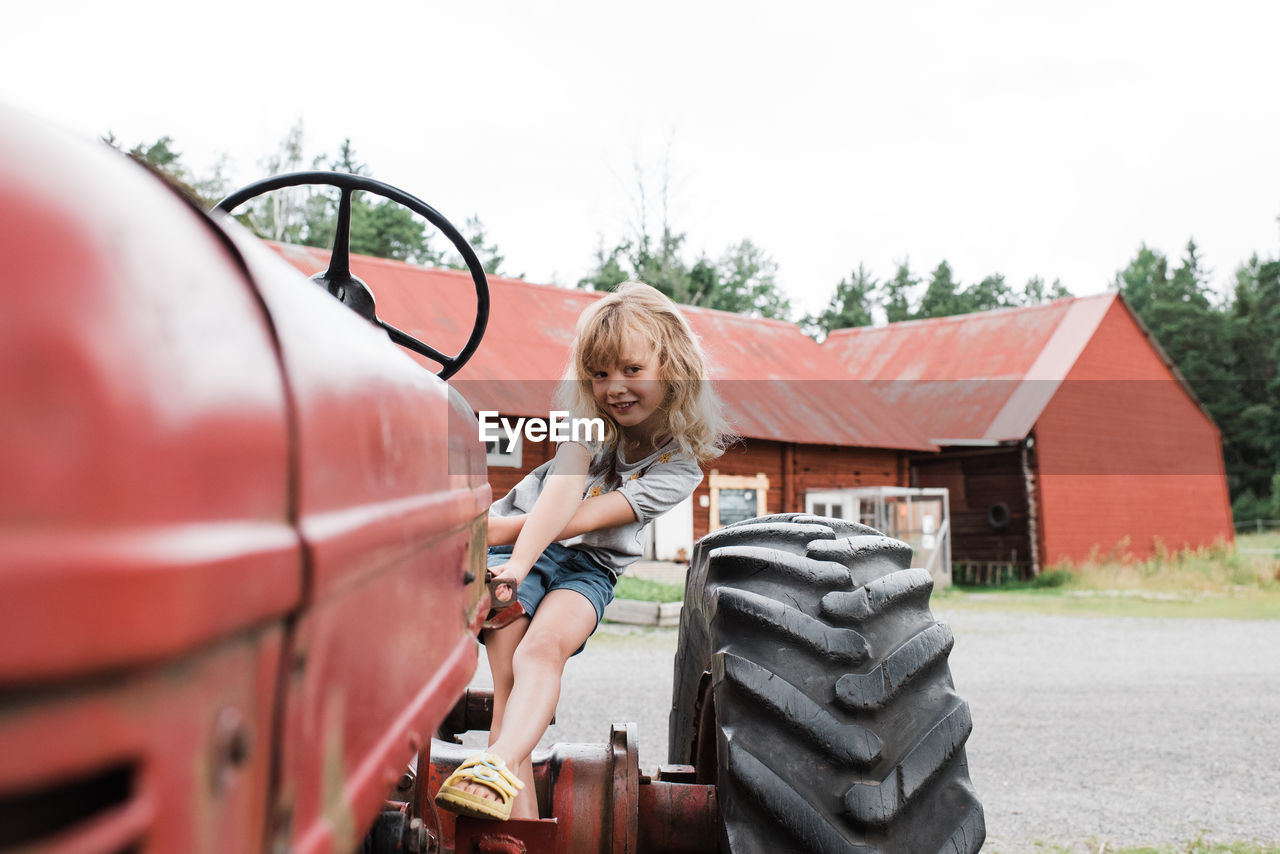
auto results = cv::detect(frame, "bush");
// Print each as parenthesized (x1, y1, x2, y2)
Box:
(1030, 569, 1073, 589)
(1232, 489, 1272, 527)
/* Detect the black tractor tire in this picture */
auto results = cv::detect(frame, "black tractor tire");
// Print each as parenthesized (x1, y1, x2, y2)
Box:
(669, 514, 984, 854)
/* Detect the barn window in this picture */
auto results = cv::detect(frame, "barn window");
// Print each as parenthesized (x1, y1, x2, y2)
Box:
(485, 431, 523, 468)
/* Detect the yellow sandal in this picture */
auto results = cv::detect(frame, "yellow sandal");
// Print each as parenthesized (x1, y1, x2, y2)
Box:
(434, 753, 525, 821)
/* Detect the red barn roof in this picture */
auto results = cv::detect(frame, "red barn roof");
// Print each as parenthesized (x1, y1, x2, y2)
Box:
(268, 243, 935, 452)
(823, 294, 1121, 444)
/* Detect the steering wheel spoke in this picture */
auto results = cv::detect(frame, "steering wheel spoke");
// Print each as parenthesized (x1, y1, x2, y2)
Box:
(379, 319, 453, 369)
(328, 188, 353, 279)
(215, 172, 488, 380)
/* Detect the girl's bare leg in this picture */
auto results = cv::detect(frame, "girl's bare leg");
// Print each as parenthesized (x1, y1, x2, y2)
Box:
(475, 615, 534, 815)
(457, 590, 598, 820)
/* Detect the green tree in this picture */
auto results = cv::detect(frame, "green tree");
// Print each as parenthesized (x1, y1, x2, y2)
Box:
(294, 136, 450, 266)
(917, 260, 962, 319)
(580, 240, 632, 292)
(696, 239, 791, 319)
(1142, 240, 1226, 387)
(245, 120, 310, 243)
(107, 134, 228, 208)
(879, 261, 918, 323)
(443, 215, 513, 277)
(803, 264, 877, 340)
(1021, 275, 1071, 304)
(1114, 239, 1275, 513)
(1113, 243, 1168, 316)
(961, 272, 1016, 313)
(1221, 255, 1280, 507)
(579, 226, 691, 301)
(579, 158, 790, 318)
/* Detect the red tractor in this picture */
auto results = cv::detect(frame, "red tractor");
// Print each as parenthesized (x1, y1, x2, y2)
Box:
(0, 106, 983, 854)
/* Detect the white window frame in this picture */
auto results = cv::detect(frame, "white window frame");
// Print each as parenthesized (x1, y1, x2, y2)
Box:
(484, 427, 523, 468)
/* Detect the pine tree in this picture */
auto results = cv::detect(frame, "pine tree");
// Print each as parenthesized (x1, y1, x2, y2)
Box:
(879, 261, 917, 323)
(803, 264, 877, 340)
(1022, 276, 1072, 304)
(917, 260, 962, 318)
(961, 273, 1016, 313)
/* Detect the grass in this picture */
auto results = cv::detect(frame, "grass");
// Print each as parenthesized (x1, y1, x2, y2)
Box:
(938, 534, 1280, 619)
(1236, 530, 1280, 551)
(1024, 838, 1280, 853)
(612, 537, 1280, 618)
(614, 575, 685, 604)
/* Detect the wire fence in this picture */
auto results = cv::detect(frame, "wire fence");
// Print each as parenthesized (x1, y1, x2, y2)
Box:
(1235, 519, 1280, 534)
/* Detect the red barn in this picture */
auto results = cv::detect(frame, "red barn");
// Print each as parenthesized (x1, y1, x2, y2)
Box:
(824, 294, 1234, 575)
(267, 243, 938, 562)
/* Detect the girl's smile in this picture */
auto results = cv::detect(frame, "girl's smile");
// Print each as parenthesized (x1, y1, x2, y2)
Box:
(591, 343, 665, 447)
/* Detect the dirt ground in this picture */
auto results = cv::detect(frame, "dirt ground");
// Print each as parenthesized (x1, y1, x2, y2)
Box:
(464, 606, 1280, 852)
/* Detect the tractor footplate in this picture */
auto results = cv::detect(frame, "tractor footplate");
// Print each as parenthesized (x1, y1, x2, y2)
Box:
(453, 817, 559, 854)
(427, 724, 717, 854)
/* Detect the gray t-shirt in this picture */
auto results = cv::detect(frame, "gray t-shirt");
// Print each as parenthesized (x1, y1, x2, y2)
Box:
(489, 438, 704, 579)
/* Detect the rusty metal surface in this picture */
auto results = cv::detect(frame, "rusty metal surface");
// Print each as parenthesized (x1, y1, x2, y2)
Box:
(428, 724, 717, 854)
(824, 296, 1117, 442)
(454, 818, 561, 853)
(269, 243, 935, 452)
(637, 780, 718, 854)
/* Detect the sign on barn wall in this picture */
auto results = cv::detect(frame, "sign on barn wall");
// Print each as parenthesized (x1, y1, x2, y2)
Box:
(708, 471, 769, 531)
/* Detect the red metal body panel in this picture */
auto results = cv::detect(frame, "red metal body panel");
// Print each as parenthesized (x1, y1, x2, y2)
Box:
(0, 628, 284, 853)
(0, 107, 299, 685)
(270, 243, 935, 452)
(1, 108, 491, 853)
(1035, 299, 1234, 562)
(220, 228, 492, 853)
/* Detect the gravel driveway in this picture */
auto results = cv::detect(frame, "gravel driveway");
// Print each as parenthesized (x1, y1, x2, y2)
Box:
(466, 608, 1280, 852)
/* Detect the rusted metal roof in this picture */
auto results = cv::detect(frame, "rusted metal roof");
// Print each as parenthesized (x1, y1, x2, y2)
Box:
(268, 243, 935, 451)
(823, 295, 1117, 443)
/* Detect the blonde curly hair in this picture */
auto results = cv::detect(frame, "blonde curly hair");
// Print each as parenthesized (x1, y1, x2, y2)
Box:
(556, 282, 728, 461)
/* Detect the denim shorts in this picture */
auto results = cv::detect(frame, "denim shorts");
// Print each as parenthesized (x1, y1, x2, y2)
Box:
(486, 543, 616, 654)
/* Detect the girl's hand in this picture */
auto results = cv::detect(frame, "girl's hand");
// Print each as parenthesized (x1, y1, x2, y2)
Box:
(486, 561, 528, 605)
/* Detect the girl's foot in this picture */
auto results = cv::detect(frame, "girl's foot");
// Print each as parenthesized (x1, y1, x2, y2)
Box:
(434, 753, 523, 821)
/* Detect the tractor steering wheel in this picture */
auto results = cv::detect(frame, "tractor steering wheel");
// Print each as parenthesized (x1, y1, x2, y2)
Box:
(215, 172, 489, 381)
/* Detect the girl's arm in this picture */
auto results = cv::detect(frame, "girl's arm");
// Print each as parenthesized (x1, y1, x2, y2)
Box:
(487, 491, 636, 546)
(488, 441, 592, 602)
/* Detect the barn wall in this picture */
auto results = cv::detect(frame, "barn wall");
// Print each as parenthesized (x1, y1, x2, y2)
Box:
(911, 447, 1033, 565)
(487, 435, 909, 547)
(691, 440, 905, 543)
(1034, 300, 1233, 563)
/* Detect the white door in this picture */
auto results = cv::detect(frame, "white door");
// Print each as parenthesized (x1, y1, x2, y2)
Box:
(653, 493, 695, 561)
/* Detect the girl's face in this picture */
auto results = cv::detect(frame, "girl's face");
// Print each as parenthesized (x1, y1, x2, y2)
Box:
(589, 335, 666, 445)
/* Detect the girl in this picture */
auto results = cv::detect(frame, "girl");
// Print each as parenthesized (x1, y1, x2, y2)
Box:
(435, 281, 727, 822)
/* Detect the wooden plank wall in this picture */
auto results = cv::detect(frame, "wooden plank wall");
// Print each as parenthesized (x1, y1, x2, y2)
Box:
(488, 436, 910, 547)
(911, 447, 1032, 566)
(691, 440, 906, 543)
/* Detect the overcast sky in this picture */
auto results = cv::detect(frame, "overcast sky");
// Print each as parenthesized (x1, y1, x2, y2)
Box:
(4, 1, 1277, 317)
